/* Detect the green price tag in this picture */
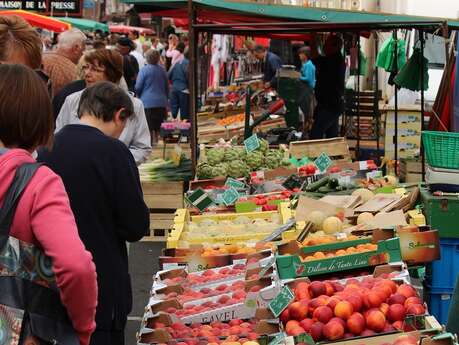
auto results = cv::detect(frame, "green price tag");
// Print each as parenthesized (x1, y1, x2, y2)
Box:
(244, 134, 260, 153)
(294, 333, 315, 345)
(289, 157, 309, 168)
(268, 334, 285, 345)
(314, 152, 332, 172)
(221, 187, 240, 206)
(268, 286, 295, 317)
(225, 177, 246, 190)
(185, 188, 214, 212)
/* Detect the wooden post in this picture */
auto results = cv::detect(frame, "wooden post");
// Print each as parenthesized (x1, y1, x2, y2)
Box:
(188, 0, 198, 175)
(420, 29, 426, 180)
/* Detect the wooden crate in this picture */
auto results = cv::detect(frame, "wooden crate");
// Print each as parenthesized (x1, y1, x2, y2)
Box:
(142, 181, 184, 210)
(142, 211, 177, 242)
(149, 143, 191, 160)
(289, 137, 352, 163)
(400, 159, 423, 183)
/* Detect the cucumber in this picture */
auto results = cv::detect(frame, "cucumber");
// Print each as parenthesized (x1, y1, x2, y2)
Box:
(305, 176, 330, 192)
(328, 178, 339, 189)
(318, 186, 334, 193)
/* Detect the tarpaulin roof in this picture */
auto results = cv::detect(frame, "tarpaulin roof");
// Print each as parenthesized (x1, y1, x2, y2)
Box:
(56, 17, 109, 32)
(123, 0, 459, 32)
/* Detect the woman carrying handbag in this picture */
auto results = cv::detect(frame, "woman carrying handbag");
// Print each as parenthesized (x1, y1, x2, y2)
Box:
(0, 64, 97, 345)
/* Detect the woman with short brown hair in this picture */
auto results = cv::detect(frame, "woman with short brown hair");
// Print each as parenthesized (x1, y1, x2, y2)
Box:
(0, 15, 42, 69)
(0, 63, 97, 345)
(56, 48, 151, 164)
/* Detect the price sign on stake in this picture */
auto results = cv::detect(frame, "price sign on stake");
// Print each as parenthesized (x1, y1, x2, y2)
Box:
(244, 134, 260, 153)
(314, 152, 332, 172)
(225, 177, 246, 190)
(185, 188, 214, 212)
(268, 286, 295, 317)
(221, 187, 240, 206)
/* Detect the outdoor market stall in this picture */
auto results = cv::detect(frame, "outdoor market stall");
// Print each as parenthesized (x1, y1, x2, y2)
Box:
(123, 1, 459, 343)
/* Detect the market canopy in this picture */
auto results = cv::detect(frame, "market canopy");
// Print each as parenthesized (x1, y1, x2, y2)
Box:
(109, 24, 154, 35)
(123, 0, 459, 32)
(56, 17, 109, 32)
(0, 10, 71, 32)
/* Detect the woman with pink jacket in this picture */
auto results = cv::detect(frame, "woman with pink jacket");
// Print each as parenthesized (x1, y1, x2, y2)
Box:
(0, 64, 98, 345)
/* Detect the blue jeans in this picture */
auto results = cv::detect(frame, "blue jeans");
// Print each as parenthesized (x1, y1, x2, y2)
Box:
(170, 89, 189, 120)
(310, 104, 342, 139)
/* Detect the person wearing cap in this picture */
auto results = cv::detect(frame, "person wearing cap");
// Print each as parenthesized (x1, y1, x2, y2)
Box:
(116, 37, 140, 92)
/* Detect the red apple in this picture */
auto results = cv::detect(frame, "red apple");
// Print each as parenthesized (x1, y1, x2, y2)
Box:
(397, 284, 416, 299)
(309, 322, 324, 342)
(299, 318, 315, 332)
(388, 304, 406, 322)
(366, 310, 386, 332)
(347, 312, 366, 335)
(289, 301, 308, 320)
(313, 306, 334, 324)
(309, 281, 326, 297)
(334, 300, 354, 320)
(406, 304, 425, 316)
(323, 321, 345, 341)
(388, 293, 407, 305)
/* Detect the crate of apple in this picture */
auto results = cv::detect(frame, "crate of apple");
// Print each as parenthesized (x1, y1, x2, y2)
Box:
(281, 278, 426, 341)
(162, 280, 247, 304)
(151, 319, 262, 345)
(162, 264, 247, 287)
(168, 284, 263, 318)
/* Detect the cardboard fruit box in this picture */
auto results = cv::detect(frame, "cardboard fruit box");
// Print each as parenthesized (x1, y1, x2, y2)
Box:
(158, 247, 274, 272)
(153, 254, 275, 290)
(287, 315, 445, 345)
(275, 237, 402, 279)
(167, 204, 295, 249)
(148, 277, 281, 324)
(137, 309, 280, 345)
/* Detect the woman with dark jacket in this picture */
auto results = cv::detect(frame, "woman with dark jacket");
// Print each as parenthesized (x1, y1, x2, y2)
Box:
(39, 81, 150, 345)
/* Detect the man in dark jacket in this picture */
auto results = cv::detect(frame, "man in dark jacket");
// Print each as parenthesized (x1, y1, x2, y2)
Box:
(254, 45, 283, 89)
(39, 81, 150, 345)
(310, 34, 346, 139)
(116, 37, 139, 92)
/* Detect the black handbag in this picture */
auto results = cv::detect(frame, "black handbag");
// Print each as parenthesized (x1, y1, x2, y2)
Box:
(0, 162, 79, 345)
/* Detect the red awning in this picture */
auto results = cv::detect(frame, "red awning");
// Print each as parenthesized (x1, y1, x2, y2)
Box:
(154, 8, 312, 40)
(109, 24, 154, 35)
(0, 10, 71, 32)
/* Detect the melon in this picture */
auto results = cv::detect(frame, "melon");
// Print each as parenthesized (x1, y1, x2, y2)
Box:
(306, 210, 327, 230)
(384, 175, 398, 186)
(357, 212, 374, 225)
(322, 216, 343, 234)
(352, 188, 374, 203)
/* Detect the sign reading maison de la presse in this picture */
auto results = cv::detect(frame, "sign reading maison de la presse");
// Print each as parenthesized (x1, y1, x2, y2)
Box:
(0, 0, 82, 15)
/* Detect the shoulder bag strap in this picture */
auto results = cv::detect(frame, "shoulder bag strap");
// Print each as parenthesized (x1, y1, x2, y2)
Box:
(0, 163, 42, 248)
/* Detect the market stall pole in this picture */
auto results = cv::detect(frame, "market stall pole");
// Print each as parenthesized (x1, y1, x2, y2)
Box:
(420, 29, 426, 180)
(393, 29, 399, 175)
(188, 0, 198, 174)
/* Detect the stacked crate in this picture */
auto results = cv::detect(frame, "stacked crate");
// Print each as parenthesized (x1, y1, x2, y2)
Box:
(141, 181, 184, 241)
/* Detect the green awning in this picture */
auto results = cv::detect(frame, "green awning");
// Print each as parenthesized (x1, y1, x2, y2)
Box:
(56, 17, 109, 32)
(122, 0, 459, 31)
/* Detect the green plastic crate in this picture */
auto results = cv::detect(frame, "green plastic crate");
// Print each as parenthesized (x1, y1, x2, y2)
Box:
(422, 131, 459, 169)
(421, 188, 459, 238)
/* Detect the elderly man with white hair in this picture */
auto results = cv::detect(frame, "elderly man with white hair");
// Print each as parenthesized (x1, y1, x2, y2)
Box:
(43, 28, 86, 95)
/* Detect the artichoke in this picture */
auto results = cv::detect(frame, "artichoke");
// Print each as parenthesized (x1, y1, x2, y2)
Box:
(197, 162, 214, 179)
(258, 138, 269, 153)
(207, 148, 225, 165)
(227, 160, 249, 178)
(246, 151, 264, 171)
(211, 163, 228, 177)
(224, 148, 240, 162)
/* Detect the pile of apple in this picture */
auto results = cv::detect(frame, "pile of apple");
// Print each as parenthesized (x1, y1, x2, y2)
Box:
(163, 280, 248, 303)
(162, 264, 247, 287)
(167, 284, 264, 318)
(153, 319, 261, 345)
(281, 278, 426, 341)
